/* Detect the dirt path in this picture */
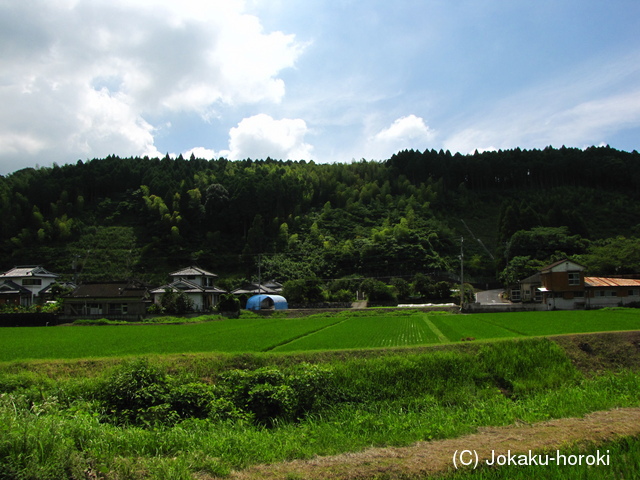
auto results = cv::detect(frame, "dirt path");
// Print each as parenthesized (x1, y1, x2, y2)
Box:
(220, 407, 640, 480)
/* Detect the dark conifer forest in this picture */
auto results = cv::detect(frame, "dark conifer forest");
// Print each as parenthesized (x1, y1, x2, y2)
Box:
(1, 145, 639, 291)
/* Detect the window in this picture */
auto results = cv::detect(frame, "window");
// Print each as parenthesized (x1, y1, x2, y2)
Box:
(574, 291, 584, 298)
(568, 272, 580, 286)
(511, 290, 521, 302)
(85, 303, 103, 315)
(628, 289, 640, 297)
(22, 278, 42, 286)
(108, 303, 128, 314)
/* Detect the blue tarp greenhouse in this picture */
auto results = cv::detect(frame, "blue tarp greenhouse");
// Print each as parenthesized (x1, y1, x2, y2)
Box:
(245, 294, 288, 311)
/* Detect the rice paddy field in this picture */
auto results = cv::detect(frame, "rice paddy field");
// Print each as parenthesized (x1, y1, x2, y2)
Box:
(1, 308, 640, 361)
(1, 308, 639, 480)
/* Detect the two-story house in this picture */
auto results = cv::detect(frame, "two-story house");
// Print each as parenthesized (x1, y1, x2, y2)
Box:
(0, 265, 60, 307)
(513, 259, 640, 310)
(150, 266, 227, 312)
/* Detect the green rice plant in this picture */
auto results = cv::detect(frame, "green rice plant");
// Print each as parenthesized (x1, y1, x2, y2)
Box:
(429, 314, 521, 342)
(273, 313, 440, 351)
(469, 309, 640, 337)
(0, 316, 342, 362)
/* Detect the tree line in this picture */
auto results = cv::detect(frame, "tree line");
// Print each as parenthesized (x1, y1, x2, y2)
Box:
(1, 145, 639, 291)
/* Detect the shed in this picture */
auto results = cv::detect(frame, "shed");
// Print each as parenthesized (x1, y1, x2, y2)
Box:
(246, 294, 288, 311)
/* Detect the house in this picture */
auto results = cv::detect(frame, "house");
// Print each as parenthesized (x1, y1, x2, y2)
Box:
(231, 280, 283, 296)
(0, 266, 60, 307)
(62, 281, 151, 320)
(584, 276, 640, 308)
(511, 272, 542, 303)
(512, 259, 640, 310)
(150, 266, 226, 311)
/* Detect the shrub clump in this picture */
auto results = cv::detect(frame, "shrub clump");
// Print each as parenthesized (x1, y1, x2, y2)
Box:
(219, 363, 333, 426)
(96, 359, 333, 427)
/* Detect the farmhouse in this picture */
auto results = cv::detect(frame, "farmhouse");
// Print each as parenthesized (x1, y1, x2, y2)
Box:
(231, 280, 283, 296)
(0, 265, 60, 307)
(62, 281, 151, 320)
(511, 259, 640, 309)
(150, 266, 226, 311)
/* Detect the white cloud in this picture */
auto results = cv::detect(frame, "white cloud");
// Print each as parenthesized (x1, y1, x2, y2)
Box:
(374, 115, 434, 143)
(0, 0, 303, 173)
(443, 52, 640, 154)
(367, 115, 435, 158)
(227, 114, 313, 160)
(182, 147, 219, 160)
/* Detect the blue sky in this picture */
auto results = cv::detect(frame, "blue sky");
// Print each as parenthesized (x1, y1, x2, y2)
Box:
(1, 0, 639, 175)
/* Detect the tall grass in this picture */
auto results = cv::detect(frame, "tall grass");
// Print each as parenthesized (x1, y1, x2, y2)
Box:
(1, 338, 639, 479)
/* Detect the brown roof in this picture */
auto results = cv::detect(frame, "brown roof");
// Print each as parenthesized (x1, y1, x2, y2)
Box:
(585, 277, 640, 288)
(540, 259, 585, 272)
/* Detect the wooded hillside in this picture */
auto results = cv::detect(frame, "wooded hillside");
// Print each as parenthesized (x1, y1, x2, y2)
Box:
(1, 145, 639, 289)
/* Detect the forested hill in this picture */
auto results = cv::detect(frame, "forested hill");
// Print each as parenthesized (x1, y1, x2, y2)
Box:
(1, 145, 639, 287)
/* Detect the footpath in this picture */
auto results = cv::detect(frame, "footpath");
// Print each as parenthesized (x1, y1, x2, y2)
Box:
(220, 407, 640, 480)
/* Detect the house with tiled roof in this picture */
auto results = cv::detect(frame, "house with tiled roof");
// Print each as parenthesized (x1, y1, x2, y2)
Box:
(150, 266, 226, 311)
(231, 280, 283, 296)
(62, 281, 151, 320)
(512, 259, 640, 309)
(0, 266, 60, 307)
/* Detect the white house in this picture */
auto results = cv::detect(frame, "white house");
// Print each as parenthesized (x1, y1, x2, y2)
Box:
(150, 266, 226, 311)
(0, 265, 60, 307)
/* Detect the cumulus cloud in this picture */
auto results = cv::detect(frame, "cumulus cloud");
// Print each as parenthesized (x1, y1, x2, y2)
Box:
(0, 0, 303, 173)
(367, 115, 434, 158)
(375, 115, 434, 143)
(227, 114, 313, 161)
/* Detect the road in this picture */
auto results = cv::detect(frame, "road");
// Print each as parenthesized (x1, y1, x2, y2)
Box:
(475, 288, 508, 304)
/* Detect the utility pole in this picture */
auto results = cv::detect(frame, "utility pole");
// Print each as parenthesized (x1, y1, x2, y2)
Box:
(460, 236, 464, 309)
(257, 254, 262, 294)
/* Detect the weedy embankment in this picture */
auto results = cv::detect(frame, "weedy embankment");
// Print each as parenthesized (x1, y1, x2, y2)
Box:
(0, 333, 639, 479)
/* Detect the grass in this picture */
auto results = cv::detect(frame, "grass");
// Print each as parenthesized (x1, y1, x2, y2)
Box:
(440, 435, 640, 479)
(2, 309, 640, 362)
(273, 312, 441, 351)
(0, 337, 639, 479)
(464, 309, 640, 337)
(0, 316, 342, 362)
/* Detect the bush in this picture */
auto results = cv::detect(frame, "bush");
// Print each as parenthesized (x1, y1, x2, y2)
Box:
(216, 293, 241, 316)
(329, 289, 354, 303)
(360, 278, 397, 303)
(98, 358, 173, 426)
(283, 278, 325, 304)
(220, 363, 333, 426)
